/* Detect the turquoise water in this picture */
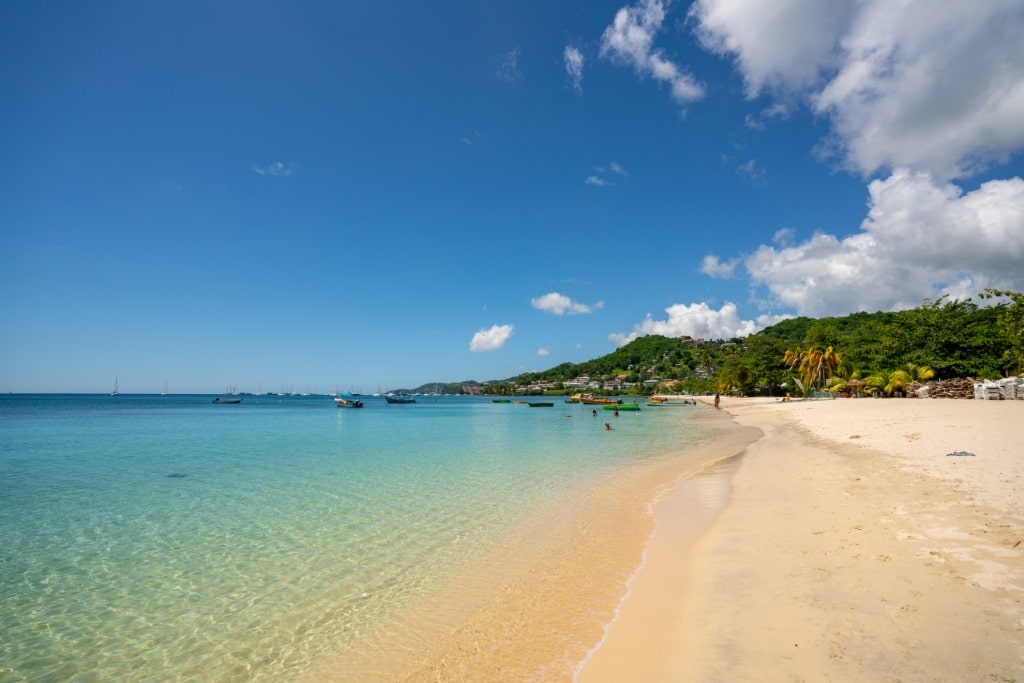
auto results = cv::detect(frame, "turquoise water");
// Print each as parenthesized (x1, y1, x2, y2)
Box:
(0, 394, 709, 681)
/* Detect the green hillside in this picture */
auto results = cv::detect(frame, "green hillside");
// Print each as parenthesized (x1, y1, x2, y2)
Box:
(414, 290, 1023, 397)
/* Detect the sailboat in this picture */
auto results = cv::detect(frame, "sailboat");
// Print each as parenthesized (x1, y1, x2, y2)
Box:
(160, 380, 168, 396)
(111, 377, 119, 396)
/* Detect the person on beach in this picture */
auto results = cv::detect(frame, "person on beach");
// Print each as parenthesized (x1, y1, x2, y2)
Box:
(604, 422, 612, 430)
(714, 392, 720, 408)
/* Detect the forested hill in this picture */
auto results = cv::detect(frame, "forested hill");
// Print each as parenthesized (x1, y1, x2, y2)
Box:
(411, 291, 1022, 396)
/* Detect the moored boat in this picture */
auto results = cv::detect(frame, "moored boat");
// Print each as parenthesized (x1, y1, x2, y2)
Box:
(579, 394, 619, 405)
(648, 395, 696, 405)
(212, 397, 242, 404)
(603, 402, 639, 411)
(334, 397, 364, 408)
(385, 393, 416, 404)
(527, 402, 554, 407)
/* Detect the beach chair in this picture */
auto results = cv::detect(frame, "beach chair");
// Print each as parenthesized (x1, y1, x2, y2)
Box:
(987, 381, 1003, 400)
(975, 380, 1002, 400)
(997, 377, 1018, 400)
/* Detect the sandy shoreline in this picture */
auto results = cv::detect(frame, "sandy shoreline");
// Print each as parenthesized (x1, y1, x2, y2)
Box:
(583, 397, 1024, 681)
(307, 406, 759, 681)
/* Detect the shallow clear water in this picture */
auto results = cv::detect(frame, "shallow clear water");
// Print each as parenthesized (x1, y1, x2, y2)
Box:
(0, 394, 707, 681)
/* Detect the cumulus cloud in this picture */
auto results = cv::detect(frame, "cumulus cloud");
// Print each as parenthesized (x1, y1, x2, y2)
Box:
(564, 45, 585, 93)
(610, 302, 790, 346)
(531, 292, 595, 316)
(251, 162, 297, 177)
(724, 170, 1024, 317)
(600, 0, 704, 107)
(690, 0, 1024, 180)
(537, 347, 551, 357)
(585, 176, 609, 186)
(700, 254, 739, 279)
(470, 324, 514, 352)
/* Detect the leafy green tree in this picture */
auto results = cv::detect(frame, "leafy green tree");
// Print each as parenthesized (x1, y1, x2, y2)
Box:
(981, 289, 1024, 375)
(804, 320, 842, 348)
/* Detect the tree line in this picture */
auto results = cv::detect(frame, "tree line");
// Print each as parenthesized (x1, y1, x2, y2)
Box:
(471, 289, 1023, 398)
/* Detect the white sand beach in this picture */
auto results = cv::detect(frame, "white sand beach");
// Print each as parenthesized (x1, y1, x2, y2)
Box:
(582, 397, 1024, 681)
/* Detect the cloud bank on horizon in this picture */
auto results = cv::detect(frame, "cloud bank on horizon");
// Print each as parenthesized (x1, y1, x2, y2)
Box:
(602, 0, 1024, 347)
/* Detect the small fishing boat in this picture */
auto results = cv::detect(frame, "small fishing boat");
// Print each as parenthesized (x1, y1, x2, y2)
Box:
(580, 394, 618, 405)
(212, 397, 242, 404)
(492, 399, 512, 403)
(598, 401, 638, 411)
(528, 402, 554, 407)
(385, 393, 416, 404)
(647, 395, 695, 405)
(334, 397, 364, 408)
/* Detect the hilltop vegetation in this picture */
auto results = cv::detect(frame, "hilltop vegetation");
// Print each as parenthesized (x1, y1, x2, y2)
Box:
(413, 290, 1023, 397)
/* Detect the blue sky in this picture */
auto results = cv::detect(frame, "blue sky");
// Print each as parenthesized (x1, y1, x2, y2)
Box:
(3, 0, 1023, 394)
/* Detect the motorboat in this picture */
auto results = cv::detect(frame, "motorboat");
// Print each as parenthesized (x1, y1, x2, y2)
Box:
(334, 397, 364, 408)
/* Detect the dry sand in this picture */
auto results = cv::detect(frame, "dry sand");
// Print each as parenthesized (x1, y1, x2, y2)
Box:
(582, 396, 1024, 682)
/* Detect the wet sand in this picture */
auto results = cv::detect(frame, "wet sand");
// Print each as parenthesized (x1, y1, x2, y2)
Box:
(583, 397, 1024, 681)
(306, 407, 758, 681)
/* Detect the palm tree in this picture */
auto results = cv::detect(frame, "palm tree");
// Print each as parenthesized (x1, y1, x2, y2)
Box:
(812, 346, 843, 389)
(827, 366, 865, 394)
(783, 346, 809, 396)
(863, 369, 914, 397)
(903, 363, 936, 382)
(783, 345, 843, 395)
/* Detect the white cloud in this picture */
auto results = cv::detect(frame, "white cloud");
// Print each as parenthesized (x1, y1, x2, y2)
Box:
(600, 0, 705, 107)
(537, 347, 551, 357)
(601, 162, 628, 176)
(564, 45, 585, 93)
(730, 169, 1024, 317)
(531, 292, 594, 316)
(610, 302, 788, 345)
(470, 324, 514, 352)
(251, 162, 297, 177)
(772, 228, 796, 246)
(736, 159, 766, 185)
(498, 48, 522, 83)
(691, 1, 854, 98)
(700, 254, 738, 279)
(690, 0, 1024, 180)
(588, 162, 628, 186)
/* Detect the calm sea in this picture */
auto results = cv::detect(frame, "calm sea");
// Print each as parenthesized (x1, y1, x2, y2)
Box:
(0, 394, 712, 681)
